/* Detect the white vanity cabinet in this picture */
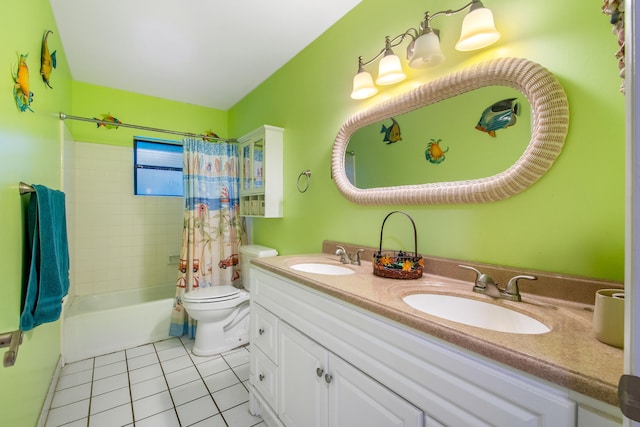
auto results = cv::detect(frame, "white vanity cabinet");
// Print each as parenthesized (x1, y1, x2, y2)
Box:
(238, 125, 283, 218)
(577, 406, 622, 427)
(248, 266, 578, 427)
(278, 321, 423, 427)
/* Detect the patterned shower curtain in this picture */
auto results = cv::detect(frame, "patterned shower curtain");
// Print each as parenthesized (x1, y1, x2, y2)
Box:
(169, 138, 246, 338)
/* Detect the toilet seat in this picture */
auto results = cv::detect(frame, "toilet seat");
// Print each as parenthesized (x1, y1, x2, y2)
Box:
(183, 286, 245, 304)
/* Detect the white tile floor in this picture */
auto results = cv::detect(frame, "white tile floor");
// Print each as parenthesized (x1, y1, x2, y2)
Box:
(45, 337, 264, 427)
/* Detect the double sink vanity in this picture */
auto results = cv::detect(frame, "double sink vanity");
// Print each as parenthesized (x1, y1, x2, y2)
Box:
(247, 242, 624, 427)
(244, 58, 621, 426)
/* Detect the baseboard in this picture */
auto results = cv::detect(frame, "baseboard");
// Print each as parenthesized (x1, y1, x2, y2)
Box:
(37, 355, 62, 427)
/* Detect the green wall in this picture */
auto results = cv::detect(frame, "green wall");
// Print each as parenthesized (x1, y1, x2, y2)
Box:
(0, 1, 72, 425)
(229, 0, 626, 282)
(70, 81, 228, 146)
(0, 0, 627, 424)
(0, 2, 228, 425)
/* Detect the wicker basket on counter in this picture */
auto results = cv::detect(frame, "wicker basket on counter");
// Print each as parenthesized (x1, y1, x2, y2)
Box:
(373, 211, 424, 280)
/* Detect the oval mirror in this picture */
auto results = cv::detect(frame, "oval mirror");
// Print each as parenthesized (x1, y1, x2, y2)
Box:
(331, 57, 569, 204)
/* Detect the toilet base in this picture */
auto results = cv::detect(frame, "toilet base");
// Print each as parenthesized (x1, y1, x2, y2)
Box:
(192, 308, 250, 356)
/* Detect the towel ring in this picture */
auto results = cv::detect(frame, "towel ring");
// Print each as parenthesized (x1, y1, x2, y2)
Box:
(297, 170, 311, 193)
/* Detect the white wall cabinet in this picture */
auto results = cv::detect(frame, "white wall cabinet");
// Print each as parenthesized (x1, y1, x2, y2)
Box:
(238, 125, 283, 218)
(248, 266, 620, 427)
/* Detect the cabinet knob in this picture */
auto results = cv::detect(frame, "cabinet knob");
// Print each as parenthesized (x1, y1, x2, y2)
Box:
(259, 374, 265, 381)
(316, 368, 324, 377)
(258, 328, 265, 335)
(324, 374, 333, 384)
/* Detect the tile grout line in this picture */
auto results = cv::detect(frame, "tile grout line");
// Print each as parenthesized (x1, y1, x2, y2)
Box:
(184, 339, 230, 427)
(85, 357, 94, 427)
(224, 348, 264, 427)
(86, 353, 131, 426)
(47, 339, 261, 427)
(154, 339, 184, 426)
(123, 350, 136, 427)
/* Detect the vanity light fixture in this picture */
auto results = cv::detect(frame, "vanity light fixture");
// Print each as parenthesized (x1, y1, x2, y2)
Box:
(350, 0, 500, 100)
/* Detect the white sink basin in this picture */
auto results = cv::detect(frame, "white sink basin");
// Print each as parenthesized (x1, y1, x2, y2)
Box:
(402, 294, 550, 334)
(290, 263, 355, 275)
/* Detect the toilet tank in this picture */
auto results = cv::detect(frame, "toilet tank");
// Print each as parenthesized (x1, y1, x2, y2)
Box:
(239, 245, 278, 290)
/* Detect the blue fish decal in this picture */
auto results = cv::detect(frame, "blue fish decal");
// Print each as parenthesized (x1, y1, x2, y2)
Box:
(381, 118, 402, 144)
(475, 98, 520, 137)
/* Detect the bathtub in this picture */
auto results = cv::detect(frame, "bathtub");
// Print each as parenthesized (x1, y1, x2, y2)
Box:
(63, 284, 176, 363)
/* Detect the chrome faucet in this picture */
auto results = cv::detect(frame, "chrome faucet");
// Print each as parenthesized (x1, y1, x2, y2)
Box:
(336, 246, 350, 264)
(459, 265, 536, 302)
(335, 246, 365, 265)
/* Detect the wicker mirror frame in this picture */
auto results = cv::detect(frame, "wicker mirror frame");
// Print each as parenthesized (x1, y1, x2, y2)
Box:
(331, 57, 569, 205)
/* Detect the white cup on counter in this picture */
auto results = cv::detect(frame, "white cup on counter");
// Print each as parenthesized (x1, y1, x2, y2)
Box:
(593, 289, 624, 348)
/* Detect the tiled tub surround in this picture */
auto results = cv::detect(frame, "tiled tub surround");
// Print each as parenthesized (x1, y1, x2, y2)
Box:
(253, 244, 624, 408)
(71, 142, 183, 296)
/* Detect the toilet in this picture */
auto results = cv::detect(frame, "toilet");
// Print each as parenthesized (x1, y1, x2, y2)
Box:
(182, 244, 278, 356)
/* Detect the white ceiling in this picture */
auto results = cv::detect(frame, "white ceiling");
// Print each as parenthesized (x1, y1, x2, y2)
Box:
(50, 0, 361, 110)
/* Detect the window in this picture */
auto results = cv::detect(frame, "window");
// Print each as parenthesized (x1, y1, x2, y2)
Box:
(134, 138, 183, 197)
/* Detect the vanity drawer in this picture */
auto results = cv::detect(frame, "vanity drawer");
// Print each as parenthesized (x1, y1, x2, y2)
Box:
(251, 347, 278, 410)
(252, 303, 279, 362)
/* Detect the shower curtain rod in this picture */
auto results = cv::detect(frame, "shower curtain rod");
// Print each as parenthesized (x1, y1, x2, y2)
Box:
(58, 112, 237, 143)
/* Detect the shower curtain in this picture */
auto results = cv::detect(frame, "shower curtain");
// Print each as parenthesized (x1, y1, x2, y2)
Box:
(169, 138, 246, 338)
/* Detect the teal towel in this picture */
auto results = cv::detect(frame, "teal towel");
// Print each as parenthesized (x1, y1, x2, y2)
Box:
(20, 185, 70, 331)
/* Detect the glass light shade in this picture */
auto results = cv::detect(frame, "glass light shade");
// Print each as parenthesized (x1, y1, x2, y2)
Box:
(408, 32, 445, 69)
(350, 71, 378, 99)
(375, 53, 406, 85)
(455, 7, 501, 51)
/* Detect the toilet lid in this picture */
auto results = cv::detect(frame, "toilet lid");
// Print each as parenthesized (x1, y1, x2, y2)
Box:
(183, 285, 242, 303)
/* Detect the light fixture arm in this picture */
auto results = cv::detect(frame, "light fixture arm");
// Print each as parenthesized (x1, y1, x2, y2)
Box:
(358, 29, 420, 69)
(350, 0, 499, 99)
(357, 0, 483, 70)
(427, 0, 479, 22)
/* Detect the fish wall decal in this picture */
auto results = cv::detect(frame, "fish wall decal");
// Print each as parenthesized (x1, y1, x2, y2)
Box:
(475, 98, 520, 137)
(40, 30, 57, 88)
(94, 113, 121, 129)
(13, 53, 33, 112)
(204, 130, 220, 141)
(381, 117, 402, 144)
(425, 139, 448, 164)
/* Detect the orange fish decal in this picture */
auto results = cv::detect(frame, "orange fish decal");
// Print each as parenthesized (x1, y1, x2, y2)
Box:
(13, 53, 33, 112)
(94, 113, 121, 129)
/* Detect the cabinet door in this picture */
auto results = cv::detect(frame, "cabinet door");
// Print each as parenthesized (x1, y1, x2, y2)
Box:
(577, 405, 622, 427)
(252, 303, 278, 362)
(252, 347, 278, 410)
(328, 353, 423, 427)
(238, 125, 283, 218)
(252, 137, 265, 192)
(240, 136, 265, 193)
(279, 322, 328, 427)
(241, 141, 251, 192)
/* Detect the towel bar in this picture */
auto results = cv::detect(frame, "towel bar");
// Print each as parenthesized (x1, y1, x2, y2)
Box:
(19, 182, 34, 195)
(0, 330, 23, 367)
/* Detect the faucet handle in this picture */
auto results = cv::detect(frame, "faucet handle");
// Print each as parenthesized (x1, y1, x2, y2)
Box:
(458, 264, 481, 278)
(459, 264, 496, 290)
(505, 275, 537, 299)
